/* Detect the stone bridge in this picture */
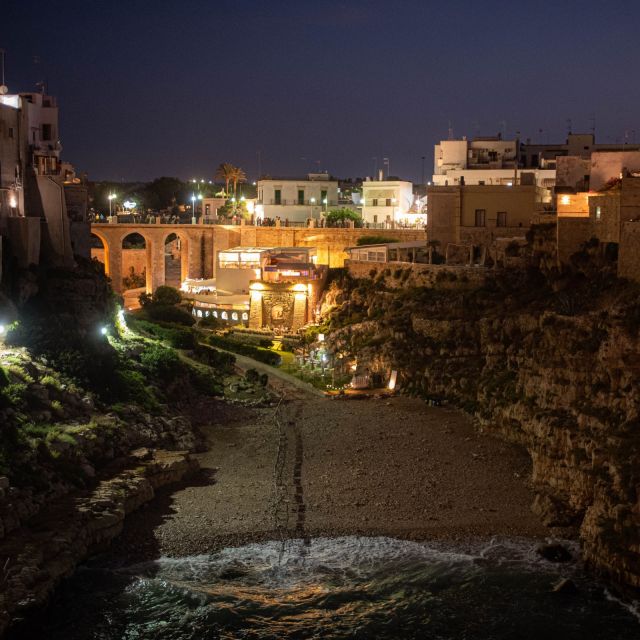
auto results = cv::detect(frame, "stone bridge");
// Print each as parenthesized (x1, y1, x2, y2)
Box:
(91, 222, 426, 293)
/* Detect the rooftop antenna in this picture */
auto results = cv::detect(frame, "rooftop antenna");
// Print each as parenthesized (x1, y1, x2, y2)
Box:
(0, 49, 7, 95)
(590, 115, 596, 137)
(566, 118, 572, 135)
(499, 120, 507, 139)
(448, 120, 454, 140)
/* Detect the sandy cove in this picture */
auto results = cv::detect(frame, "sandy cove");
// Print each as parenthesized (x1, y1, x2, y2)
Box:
(109, 376, 547, 563)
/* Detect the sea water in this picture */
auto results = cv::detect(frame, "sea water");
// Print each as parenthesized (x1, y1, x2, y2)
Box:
(10, 536, 640, 639)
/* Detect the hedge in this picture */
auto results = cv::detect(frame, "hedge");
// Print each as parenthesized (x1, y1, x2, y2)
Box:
(205, 334, 281, 366)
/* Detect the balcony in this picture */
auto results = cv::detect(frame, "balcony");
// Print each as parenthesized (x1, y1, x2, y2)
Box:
(259, 199, 337, 206)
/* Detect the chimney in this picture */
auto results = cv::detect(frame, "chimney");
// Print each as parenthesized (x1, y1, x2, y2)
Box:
(378, 169, 384, 181)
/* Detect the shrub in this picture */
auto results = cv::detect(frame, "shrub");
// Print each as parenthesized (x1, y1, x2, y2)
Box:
(199, 314, 221, 329)
(140, 344, 182, 380)
(153, 286, 182, 306)
(189, 367, 223, 396)
(193, 343, 236, 371)
(147, 304, 195, 326)
(128, 317, 196, 349)
(206, 334, 281, 366)
(111, 369, 159, 409)
(356, 236, 399, 246)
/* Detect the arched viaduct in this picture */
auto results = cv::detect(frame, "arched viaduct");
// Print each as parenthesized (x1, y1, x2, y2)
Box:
(91, 222, 426, 294)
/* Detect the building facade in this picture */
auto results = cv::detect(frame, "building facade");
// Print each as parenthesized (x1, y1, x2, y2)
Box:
(256, 173, 338, 224)
(427, 183, 546, 264)
(360, 179, 418, 226)
(0, 90, 88, 277)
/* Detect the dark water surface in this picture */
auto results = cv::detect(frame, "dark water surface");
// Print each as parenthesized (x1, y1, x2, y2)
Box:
(10, 537, 640, 639)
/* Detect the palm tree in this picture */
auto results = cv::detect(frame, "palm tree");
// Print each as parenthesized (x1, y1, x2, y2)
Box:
(231, 166, 247, 197)
(215, 163, 235, 196)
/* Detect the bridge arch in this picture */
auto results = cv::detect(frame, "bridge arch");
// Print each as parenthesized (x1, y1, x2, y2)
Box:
(162, 229, 190, 287)
(120, 230, 155, 294)
(90, 230, 111, 278)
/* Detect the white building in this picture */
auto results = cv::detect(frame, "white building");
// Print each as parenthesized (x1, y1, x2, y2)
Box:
(0, 90, 82, 271)
(433, 137, 555, 189)
(361, 179, 421, 227)
(256, 173, 338, 224)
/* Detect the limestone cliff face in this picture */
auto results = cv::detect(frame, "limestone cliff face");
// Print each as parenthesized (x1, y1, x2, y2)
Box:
(327, 271, 640, 590)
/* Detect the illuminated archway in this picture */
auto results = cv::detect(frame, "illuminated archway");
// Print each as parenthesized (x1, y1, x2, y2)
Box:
(163, 231, 189, 287)
(121, 231, 152, 293)
(90, 231, 110, 277)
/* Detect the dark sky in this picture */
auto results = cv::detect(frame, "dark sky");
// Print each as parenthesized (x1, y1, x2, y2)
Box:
(3, 0, 640, 183)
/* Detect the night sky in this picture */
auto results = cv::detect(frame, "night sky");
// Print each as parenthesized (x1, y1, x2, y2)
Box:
(3, 0, 640, 183)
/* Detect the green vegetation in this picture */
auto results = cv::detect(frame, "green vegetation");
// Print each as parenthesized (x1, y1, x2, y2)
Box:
(356, 236, 400, 246)
(326, 208, 362, 227)
(205, 334, 281, 366)
(139, 286, 194, 326)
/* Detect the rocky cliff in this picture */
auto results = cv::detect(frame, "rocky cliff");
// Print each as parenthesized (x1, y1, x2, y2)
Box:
(326, 268, 640, 591)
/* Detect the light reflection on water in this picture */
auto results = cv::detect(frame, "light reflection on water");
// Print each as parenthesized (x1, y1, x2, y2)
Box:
(10, 536, 640, 640)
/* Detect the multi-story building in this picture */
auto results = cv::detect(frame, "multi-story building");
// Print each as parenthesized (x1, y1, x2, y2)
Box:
(0, 89, 88, 275)
(433, 133, 640, 193)
(427, 183, 548, 263)
(433, 136, 556, 189)
(360, 179, 419, 226)
(256, 173, 338, 224)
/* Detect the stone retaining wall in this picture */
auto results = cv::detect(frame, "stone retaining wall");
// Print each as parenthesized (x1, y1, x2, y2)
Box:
(346, 259, 488, 289)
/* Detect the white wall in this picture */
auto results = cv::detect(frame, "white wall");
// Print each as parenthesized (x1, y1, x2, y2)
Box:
(361, 181, 413, 225)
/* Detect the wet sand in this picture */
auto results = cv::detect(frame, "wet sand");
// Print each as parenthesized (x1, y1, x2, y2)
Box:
(110, 377, 546, 562)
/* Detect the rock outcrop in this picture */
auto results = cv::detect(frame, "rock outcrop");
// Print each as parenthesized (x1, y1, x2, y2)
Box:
(327, 270, 640, 591)
(0, 448, 198, 635)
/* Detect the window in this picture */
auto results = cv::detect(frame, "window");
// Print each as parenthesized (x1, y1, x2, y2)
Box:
(221, 311, 228, 320)
(372, 198, 378, 206)
(242, 312, 248, 320)
(595, 206, 602, 221)
(274, 189, 281, 205)
(497, 212, 507, 227)
(488, 151, 498, 161)
(478, 180, 485, 186)
(475, 209, 486, 226)
(8, 128, 13, 139)
(373, 215, 378, 223)
(232, 312, 238, 321)
(386, 198, 392, 206)
(298, 189, 304, 205)
(42, 124, 52, 141)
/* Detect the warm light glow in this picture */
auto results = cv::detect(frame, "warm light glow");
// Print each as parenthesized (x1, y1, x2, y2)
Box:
(108, 193, 116, 201)
(293, 283, 307, 292)
(310, 197, 316, 204)
(123, 200, 136, 210)
(388, 370, 398, 390)
(318, 333, 325, 342)
(8, 195, 17, 208)
(250, 282, 265, 291)
(561, 195, 571, 205)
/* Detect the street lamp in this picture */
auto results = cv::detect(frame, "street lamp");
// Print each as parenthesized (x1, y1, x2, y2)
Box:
(191, 194, 197, 221)
(108, 193, 116, 216)
(310, 196, 316, 221)
(391, 197, 397, 227)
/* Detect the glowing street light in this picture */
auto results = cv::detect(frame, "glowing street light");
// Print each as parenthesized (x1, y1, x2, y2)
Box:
(107, 193, 116, 216)
(100, 326, 108, 336)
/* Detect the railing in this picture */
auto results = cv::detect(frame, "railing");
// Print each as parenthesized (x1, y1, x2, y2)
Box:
(259, 199, 338, 206)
